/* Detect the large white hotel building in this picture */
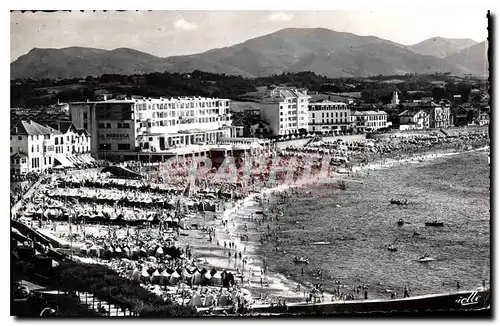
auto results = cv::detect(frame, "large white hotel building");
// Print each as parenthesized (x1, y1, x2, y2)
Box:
(259, 87, 310, 136)
(70, 96, 233, 161)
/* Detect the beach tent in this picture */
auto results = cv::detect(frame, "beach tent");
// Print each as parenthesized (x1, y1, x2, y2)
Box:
(122, 246, 130, 258)
(89, 245, 99, 257)
(151, 270, 161, 284)
(202, 271, 212, 286)
(160, 270, 171, 285)
(217, 291, 229, 307)
(131, 247, 140, 259)
(141, 269, 151, 283)
(131, 268, 141, 282)
(80, 245, 89, 255)
(188, 292, 203, 307)
(169, 271, 180, 285)
(204, 293, 215, 307)
(181, 268, 192, 283)
(192, 270, 202, 285)
(156, 246, 164, 257)
(212, 271, 223, 286)
(115, 246, 123, 258)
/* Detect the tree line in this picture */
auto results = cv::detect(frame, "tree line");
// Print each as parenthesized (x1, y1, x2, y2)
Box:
(11, 70, 487, 108)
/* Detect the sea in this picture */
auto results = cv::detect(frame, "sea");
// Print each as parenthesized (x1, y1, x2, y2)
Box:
(256, 150, 490, 299)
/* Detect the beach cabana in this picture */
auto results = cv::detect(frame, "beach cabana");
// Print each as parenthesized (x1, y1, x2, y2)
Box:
(212, 271, 223, 286)
(156, 246, 164, 257)
(131, 268, 141, 282)
(115, 246, 123, 258)
(188, 292, 202, 307)
(169, 271, 180, 285)
(151, 270, 161, 284)
(204, 293, 215, 307)
(217, 291, 229, 307)
(202, 271, 212, 285)
(79, 245, 89, 255)
(141, 269, 151, 283)
(160, 270, 170, 285)
(89, 245, 99, 258)
(192, 270, 202, 285)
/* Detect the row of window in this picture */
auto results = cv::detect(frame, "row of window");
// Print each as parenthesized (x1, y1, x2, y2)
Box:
(31, 157, 41, 169)
(309, 105, 348, 110)
(312, 112, 348, 119)
(98, 143, 130, 151)
(309, 119, 350, 125)
(365, 121, 386, 127)
(98, 122, 131, 129)
(136, 101, 228, 111)
(148, 109, 224, 118)
(11, 158, 27, 165)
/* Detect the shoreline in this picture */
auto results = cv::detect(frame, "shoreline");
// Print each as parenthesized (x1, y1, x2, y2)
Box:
(186, 144, 489, 305)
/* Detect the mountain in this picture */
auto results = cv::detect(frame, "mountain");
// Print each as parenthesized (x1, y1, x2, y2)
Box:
(409, 37, 478, 58)
(11, 47, 173, 79)
(10, 28, 487, 79)
(445, 41, 489, 77)
(162, 28, 467, 77)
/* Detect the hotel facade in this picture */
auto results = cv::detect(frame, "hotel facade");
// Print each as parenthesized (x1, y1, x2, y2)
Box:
(259, 87, 310, 136)
(69, 96, 233, 161)
(307, 100, 351, 133)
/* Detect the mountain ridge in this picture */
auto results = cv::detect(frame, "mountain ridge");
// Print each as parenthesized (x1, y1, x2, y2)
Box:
(11, 28, 488, 79)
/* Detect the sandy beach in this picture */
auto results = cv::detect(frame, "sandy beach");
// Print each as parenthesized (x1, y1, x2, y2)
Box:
(176, 143, 489, 305)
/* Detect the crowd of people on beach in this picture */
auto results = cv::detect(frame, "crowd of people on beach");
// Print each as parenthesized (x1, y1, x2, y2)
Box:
(11, 127, 490, 314)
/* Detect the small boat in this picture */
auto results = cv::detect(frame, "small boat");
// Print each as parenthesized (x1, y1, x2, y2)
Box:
(387, 245, 397, 252)
(397, 219, 404, 226)
(310, 241, 331, 245)
(417, 254, 435, 262)
(390, 198, 409, 206)
(425, 222, 444, 227)
(336, 236, 356, 241)
(293, 256, 309, 265)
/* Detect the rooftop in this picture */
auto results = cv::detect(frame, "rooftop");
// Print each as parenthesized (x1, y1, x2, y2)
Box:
(11, 120, 62, 136)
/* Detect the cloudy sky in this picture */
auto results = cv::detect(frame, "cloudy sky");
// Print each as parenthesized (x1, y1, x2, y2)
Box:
(10, 10, 489, 61)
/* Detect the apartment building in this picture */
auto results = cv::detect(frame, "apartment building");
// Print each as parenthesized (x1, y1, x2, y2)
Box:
(260, 87, 310, 136)
(10, 120, 93, 175)
(422, 102, 451, 128)
(351, 111, 388, 132)
(70, 96, 233, 160)
(10, 120, 58, 175)
(397, 109, 430, 130)
(307, 100, 351, 133)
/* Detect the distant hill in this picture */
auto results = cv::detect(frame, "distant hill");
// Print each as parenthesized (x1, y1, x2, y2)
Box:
(11, 47, 173, 79)
(10, 28, 488, 79)
(409, 37, 478, 58)
(445, 41, 489, 77)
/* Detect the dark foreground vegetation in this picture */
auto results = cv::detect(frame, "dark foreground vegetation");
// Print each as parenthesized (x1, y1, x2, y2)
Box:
(11, 70, 487, 108)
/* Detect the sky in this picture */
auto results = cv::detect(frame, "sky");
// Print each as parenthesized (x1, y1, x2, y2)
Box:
(10, 10, 489, 61)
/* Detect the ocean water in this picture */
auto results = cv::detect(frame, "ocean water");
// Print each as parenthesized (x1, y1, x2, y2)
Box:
(258, 150, 490, 299)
